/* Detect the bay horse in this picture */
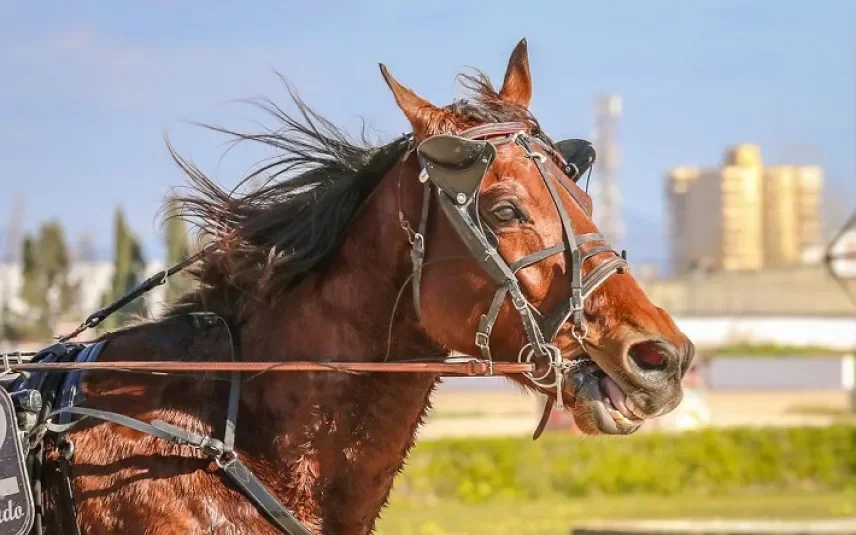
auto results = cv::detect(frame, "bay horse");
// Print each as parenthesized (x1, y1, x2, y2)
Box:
(36, 39, 693, 534)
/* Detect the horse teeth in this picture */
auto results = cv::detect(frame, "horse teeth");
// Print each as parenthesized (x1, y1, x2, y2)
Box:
(608, 408, 632, 425)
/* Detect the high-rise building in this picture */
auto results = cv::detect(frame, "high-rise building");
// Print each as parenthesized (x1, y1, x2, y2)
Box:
(763, 164, 823, 267)
(591, 94, 623, 247)
(666, 144, 822, 276)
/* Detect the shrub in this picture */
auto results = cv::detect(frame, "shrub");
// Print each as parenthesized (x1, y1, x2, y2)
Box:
(393, 425, 856, 504)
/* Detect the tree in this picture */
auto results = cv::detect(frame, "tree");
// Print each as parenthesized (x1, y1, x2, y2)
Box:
(15, 221, 80, 341)
(164, 194, 194, 303)
(100, 208, 148, 330)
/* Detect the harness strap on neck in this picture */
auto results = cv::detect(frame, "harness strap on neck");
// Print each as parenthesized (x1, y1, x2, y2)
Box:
(224, 371, 240, 453)
(32, 315, 308, 535)
(410, 182, 432, 319)
(37, 404, 311, 535)
(53, 342, 104, 535)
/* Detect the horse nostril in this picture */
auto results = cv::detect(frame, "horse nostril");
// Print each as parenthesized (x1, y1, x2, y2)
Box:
(628, 340, 673, 372)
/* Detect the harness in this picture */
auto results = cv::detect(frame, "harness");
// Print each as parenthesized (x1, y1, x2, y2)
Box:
(403, 121, 628, 410)
(0, 121, 628, 535)
(7, 315, 312, 535)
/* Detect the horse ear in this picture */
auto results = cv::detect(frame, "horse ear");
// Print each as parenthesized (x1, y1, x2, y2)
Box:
(379, 64, 444, 138)
(500, 38, 533, 108)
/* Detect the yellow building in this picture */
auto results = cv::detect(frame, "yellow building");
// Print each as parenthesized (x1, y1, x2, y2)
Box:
(666, 144, 822, 275)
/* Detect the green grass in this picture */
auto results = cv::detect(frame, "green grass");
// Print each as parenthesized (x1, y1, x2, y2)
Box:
(710, 343, 853, 357)
(786, 404, 855, 418)
(376, 493, 856, 535)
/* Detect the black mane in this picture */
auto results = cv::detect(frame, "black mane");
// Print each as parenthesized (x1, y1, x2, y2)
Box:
(164, 71, 542, 315)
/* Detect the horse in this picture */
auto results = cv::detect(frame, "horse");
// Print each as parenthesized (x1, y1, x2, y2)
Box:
(31, 38, 693, 534)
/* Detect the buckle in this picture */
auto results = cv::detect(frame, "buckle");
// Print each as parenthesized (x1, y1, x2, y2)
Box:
(508, 284, 528, 311)
(199, 436, 225, 458)
(475, 331, 490, 349)
(570, 288, 583, 310)
(412, 233, 425, 256)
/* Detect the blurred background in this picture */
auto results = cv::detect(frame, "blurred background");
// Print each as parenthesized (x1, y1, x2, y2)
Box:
(2, 2, 856, 534)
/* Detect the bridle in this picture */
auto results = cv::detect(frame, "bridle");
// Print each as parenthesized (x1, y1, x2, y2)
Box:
(400, 121, 629, 406)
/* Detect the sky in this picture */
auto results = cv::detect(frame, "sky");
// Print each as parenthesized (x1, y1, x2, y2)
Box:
(1, 0, 855, 271)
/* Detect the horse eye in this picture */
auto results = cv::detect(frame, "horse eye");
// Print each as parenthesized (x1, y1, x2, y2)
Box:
(491, 203, 521, 223)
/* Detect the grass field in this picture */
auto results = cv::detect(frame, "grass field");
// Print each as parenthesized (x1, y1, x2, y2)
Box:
(706, 344, 853, 357)
(375, 493, 856, 535)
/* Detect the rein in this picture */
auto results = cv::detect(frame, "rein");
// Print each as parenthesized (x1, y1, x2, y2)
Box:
(6, 359, 533, 376)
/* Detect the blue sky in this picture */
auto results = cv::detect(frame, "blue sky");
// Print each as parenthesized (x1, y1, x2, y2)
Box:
(1, 1, 854, 270)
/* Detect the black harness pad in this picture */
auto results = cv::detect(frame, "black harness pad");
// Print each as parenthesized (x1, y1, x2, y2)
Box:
(417, 135, 497, 201)
(555, 139, 596, 182)
(0, 388, 34, 535)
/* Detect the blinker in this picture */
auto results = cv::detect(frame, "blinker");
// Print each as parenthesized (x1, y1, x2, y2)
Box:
(554, 139, 596, 183)
(416, 134, 497, 202)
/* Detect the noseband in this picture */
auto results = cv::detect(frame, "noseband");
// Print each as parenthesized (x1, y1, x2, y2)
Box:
(400, 122, 629, 403)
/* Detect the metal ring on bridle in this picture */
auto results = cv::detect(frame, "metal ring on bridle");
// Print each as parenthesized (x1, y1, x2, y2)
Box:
(215, 450, 239, 470)
(572, 323, 588, 345)
(518, 343, 562, 388)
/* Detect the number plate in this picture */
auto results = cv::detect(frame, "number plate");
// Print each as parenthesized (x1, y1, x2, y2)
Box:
(0, 388, 34, 535)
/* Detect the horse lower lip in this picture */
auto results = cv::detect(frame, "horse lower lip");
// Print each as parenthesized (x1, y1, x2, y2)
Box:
(601, 376, 637, 420)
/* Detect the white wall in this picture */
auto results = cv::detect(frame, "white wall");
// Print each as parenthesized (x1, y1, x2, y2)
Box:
(675, 315, 856, 350)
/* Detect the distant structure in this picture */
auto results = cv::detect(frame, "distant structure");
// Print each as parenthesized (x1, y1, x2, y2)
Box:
(2, 195, 25, 263)
(591, 94, 623, 248)
(0, 259, 168, 344)
(0, 196, 25, 335)
(666, 144, 823, 276)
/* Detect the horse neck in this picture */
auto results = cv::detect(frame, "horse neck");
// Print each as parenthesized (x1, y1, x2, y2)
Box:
(244, 154, 434, 363)
(238, 156, 441, 532)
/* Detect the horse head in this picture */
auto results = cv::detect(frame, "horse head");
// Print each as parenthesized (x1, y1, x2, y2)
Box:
(379, 39, 695, 435)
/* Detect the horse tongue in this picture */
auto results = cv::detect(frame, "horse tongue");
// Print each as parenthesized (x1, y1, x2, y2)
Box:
(601, 376, 638, 420)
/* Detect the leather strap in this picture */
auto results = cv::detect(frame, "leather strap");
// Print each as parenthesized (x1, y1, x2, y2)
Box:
(459, 122, 526, 140)
(224, 371, 240, 453)
(411, 182, 431, 319)
(475, 285, 509, 360)
(532, 397, 555, 441)
(58, 455, 81, 535)
(37, 406, 311, 535)
(223, 460, 313, 535)
(54, 341, 105, 535)
(509, 233, 607, 274)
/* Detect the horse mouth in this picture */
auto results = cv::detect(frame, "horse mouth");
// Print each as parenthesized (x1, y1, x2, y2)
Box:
(563, 357, 644, 436)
